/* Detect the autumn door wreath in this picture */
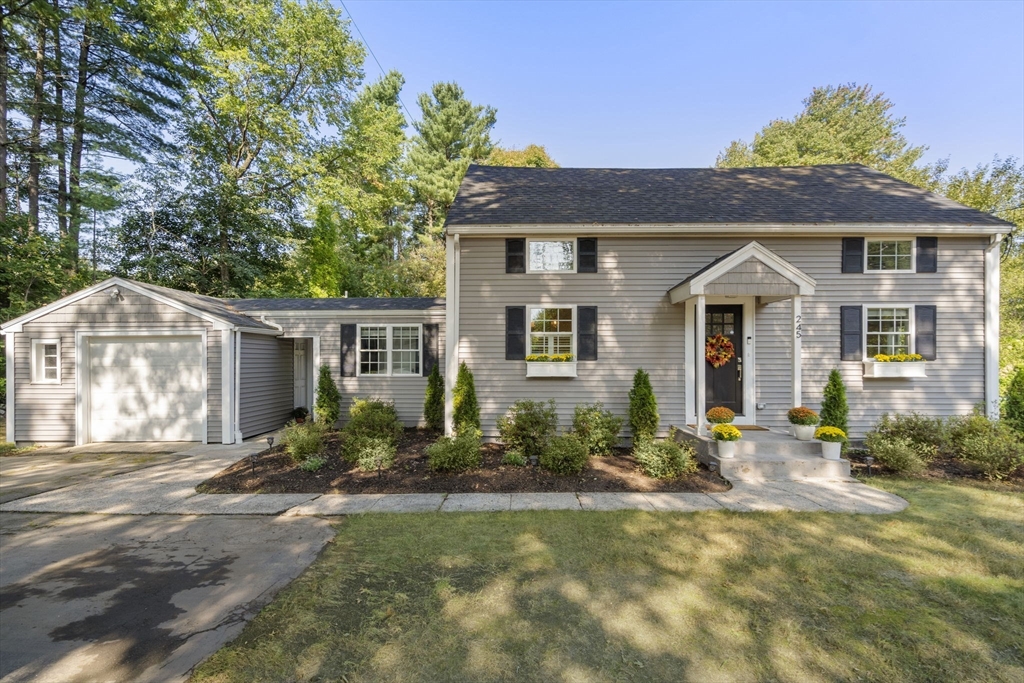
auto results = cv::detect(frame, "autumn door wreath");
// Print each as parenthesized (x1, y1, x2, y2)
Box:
(705, 334, 735, 368)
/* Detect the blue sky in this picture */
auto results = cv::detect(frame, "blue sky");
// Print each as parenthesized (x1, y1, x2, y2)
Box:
(340, 0, 1024, 172)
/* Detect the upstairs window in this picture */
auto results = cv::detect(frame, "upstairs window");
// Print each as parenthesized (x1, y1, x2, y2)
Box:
(528, 240, 575, 272)
(358, 325, 421, 376)
(866, 239, 913, 272)
(31, 339, 60, 384)
(530, 307, 573, 355)
(866, 307, 911, 356)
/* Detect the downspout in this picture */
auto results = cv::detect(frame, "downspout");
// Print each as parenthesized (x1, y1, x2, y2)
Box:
(984, 233, 1003, 419)
(4, 331, 14, 445)
(444, 233, 459, 436)
(260, 315, 283, 333)
(234, 330, 243, 443)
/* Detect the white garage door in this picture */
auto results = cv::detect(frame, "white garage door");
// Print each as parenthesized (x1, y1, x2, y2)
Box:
(89, 336, 205, 442)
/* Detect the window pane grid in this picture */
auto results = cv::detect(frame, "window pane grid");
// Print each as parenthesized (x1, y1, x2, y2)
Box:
(359, 327, 388, 375)
(528, 241, 574, 272)
(391, 326, 420, 375)
(43, 344, 58, 380)
(867, 240, 912, 271)
(530, 308, 573, 355)
(866, 308, 911, 356)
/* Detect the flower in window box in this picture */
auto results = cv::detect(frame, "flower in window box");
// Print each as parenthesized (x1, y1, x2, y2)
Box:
(711, 424, 742, 442)
(706, 406, 735, 424)
(872, 353, 923, 363)
(525, 354, 575, 363)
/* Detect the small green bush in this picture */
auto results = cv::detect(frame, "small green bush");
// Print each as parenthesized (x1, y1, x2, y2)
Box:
(299, 456, 326, 472)
(353, 436, 397, 473)
(427, 429, 482, 473)
(452, 362, 480, 432)
(634, 431, 697, 479)
(497, 399, 558, 459)
(347, 398, 403, 441)
(423, 363, 445, 431)
(282, 420, 327, 463)
(866, 433, 925, 474)
(820, 369, 849, 441)
(314, 364, 341, 427)
(540, 434, 589, 475)
(958, 427, 1024, 480)
(1003, 366, 1024, 436)
(572, 402, 623, 455)
(868, 413, 944, 460)
(628, 368, 659, 444)
(945, 414, 996, 457)
(501, 451, 527, 466)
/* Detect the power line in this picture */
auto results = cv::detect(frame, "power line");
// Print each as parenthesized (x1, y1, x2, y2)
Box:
(338, 0, 415, 123)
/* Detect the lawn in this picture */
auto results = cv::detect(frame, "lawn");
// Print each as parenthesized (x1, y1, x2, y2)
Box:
(192, 479, 1024, 683)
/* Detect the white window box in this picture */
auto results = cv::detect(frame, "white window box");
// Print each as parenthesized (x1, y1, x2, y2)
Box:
(863, 361, 927, 378)
(526, 361, 577, 378)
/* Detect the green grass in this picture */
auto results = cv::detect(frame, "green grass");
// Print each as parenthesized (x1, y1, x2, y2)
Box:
(192, 479, 1024, 683)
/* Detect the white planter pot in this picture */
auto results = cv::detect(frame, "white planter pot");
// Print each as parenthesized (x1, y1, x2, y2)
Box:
(717, 440, 736, 459)
(862, 361, 927, 378)
(526, 361, 577, 378)
(793, 424, 816, 441)
(821, 441, 842, 460)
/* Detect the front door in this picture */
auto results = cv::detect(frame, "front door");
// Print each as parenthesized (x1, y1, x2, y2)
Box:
(704, 305, 744, 415)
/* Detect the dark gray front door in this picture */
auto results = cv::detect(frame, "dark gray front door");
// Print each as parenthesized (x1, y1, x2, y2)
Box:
(705, 305, 743, 415)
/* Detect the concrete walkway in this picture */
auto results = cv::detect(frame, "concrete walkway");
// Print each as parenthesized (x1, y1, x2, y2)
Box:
(1, 440, 909, 515)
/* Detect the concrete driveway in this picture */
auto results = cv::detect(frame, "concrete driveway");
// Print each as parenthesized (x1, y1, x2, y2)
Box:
(0, 512, 333, 683)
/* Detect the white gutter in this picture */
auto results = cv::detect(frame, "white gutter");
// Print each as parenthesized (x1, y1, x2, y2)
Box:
(259, 315, 284, 332)
(5, 331, 14, 445)
(984, 234, 1004, 419)
(444, 233, 459, 435)
(234, 330, 243, 443)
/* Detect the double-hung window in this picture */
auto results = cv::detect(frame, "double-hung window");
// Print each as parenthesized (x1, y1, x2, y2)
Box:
(866, 239, 914, 272)
(358, 325, 420, 376)
(31, 339, 60, 384)
(529, 307, 573, 355)
(865, 307, 912, 357)
(528, 240, 575, 272)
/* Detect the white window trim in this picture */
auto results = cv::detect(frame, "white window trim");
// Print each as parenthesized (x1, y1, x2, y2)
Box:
(864, 237, 916, 273)
(356, 324, 423, 378)
(31, 338, 61, 384)
(527, 305, 577, 357)
(863, 304, 916, 360)
(526, 238, 577, 273)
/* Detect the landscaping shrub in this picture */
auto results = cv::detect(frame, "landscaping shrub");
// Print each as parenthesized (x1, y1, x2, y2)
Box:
(628, 368, 659, 444)
(282, 420, 327, 463)
(427, 429, 482, 472)
(354, 437, 398, 473)
(820, 369, 849, 441)
(452, 362, 480, 432)
(958, 426, 1024, 480)
(945, 414, 996, 456)
(1003, 366, 1024, 436)
(501, 451, 527, 466)
(540, 434, 589, 475)
(868, 413, 943, 460)
(314, 364, 341, 427)
(866, 433, 925, 474)
(343, 398, 403, 461)
(706, 406, 735, 424)
(299, 456, 326, 472)
(423, 363, 445, 431)
(634, 430, 697, 479)
(571, 402, 623, 455)
(497, 399, 558, 459)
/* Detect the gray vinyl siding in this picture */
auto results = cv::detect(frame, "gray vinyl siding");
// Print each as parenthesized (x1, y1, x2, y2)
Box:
(13, 287, 224, 444)
(456, 235, 987, 439)
(238, 334, 294, 439)
(265, 313, 446, 428)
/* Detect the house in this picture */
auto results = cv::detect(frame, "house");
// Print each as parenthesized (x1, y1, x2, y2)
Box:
(1, 163, 1011, 446)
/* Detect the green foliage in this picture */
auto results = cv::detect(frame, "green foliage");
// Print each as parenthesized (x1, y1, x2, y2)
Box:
(354, 437, 397, 473)
(571, 403, 623, 455)
(501, 451, 527, 467)
(483, 144, 559, 168)
(820, 369, 849, 443)
(540, 434, 589, 475)
(939, 157, 1023, 258)
(282, 420, 328, 463)
(345, 398, 403, 444)
(634, 431, 697, 479)
(958, 427, 1024, 480)
(944, 414, 997, 456)
(628, 369, 659, 444)
(314, 365, 341, 427)
(497, 400, 558, 459)
(1003, 255, 1024, 394)
(866, 434, 926, 475)
(1003, 366, 1024, 435)
(868, 413, 944, 460)
(452, 362, 480, 433)
(424, 363, 445, 431)
(427, 429, 482, 473)
(299, 456, 327, 472)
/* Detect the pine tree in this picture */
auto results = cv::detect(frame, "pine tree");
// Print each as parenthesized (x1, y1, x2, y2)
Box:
(314, 364, 341, 428)
(628, 369, 659, 444)
(1003, 366, 1024, 436)
(452, 362, 480, 432)
(424, 363, 445, 431)
(820, 369, 849, 440)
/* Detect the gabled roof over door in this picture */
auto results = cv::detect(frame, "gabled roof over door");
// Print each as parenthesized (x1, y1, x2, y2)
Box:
(668, 241, 816, 304)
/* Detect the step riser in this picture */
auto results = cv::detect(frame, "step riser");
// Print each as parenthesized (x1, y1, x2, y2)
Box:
(716, 459, 851, 481)
(731, 440, 823, 457)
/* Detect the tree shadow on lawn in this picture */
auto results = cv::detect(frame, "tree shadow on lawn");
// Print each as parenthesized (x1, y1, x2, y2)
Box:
(193, 480, 1024, 683)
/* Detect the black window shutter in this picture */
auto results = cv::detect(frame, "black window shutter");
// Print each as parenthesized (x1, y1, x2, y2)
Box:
(422, 323, 439, 376)
(341, 324, 358, 376)
(506, 239, 525, 273)
(915, 305, 937, 360)
(578, 306, 598, 360)
(506, 306, 526, 360)
(577, 238, 598, 273)
(917, 237, 938, 273)
(840, 306, 863, 361)
(842, 237, 864, 273)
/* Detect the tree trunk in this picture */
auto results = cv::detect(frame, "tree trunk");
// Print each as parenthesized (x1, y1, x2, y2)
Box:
(0, 13, 8, 221)
(52, 0, 68, 247)
(69, 16, 90, 257)
(27, 20, 46, 231)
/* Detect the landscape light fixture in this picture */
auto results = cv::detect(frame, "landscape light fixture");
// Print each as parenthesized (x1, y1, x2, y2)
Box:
(865, 456, 874, 476)
(267, 436, 275, 449)
(250, 452, 259, 475)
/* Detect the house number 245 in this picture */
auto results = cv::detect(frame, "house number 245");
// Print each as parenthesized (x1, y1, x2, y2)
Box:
(795, 314, 802, 338)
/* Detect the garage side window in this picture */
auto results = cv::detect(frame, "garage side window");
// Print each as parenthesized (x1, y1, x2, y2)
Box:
(31, 339, 60, 384)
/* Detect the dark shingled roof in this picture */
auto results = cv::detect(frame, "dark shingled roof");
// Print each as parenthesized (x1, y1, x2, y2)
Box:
(445, 164, 1013, 228)
(227, 297, 446, 312)
(130, 280, 278, 330)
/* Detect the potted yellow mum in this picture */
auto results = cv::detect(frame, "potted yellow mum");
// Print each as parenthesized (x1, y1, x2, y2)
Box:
(814, 426, 846, 460)
(711, 424, 742, 458)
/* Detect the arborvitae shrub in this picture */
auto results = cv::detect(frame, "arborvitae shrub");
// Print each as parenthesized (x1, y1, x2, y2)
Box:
(424, 363, 444, 431)
(820, 369, 849, 443)
(628, 369, 659, 444)
(314, 364, 341, 428)
(452, 362, 480, 432)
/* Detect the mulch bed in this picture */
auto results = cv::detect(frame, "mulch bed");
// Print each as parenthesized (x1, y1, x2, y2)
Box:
(197, 428, 731, 495)
(847, 449, 1024, 485)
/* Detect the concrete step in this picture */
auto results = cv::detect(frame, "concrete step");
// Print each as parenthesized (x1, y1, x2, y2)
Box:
(731, 439, 822, 457)
(714, 456, 852, 482)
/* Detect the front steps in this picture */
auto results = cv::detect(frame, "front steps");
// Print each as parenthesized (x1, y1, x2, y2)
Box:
(674, 427, 853, 482)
